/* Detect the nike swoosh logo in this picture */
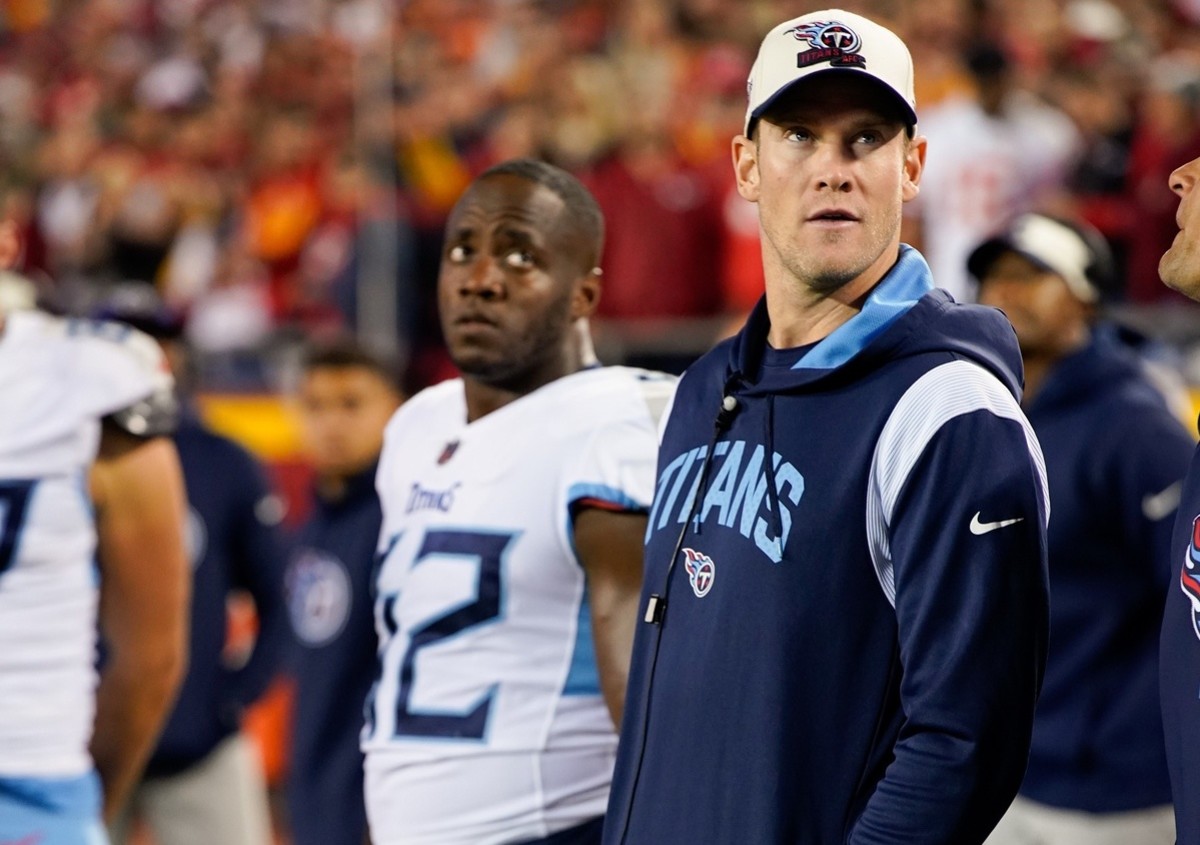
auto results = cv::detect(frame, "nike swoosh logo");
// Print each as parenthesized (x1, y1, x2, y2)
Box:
(1143, 481, 1183, 521)
(969, 512, 1025, 535)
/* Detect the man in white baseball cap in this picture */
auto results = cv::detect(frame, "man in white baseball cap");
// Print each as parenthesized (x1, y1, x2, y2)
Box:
(605, 8, 1052, 845)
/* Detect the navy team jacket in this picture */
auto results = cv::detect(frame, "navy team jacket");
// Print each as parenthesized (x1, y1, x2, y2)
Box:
(605, 247, 1050, 845)
(146, 414, 289, 777)
(1159, 410, 1200, 841)
(285, 464, 382, 845)
(1021, 332, 1192, 813)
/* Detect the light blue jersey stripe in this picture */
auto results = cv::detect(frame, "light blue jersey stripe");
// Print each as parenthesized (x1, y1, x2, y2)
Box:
(0, 770, 108, 845)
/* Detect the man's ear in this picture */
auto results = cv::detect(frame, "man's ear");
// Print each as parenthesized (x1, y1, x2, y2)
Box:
(571, 268, 602, 319)
(901, 133, 927, 203)
(733, 134, 761, 203)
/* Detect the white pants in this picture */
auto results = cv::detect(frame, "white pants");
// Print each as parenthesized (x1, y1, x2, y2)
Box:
(110, 733, 272, 845)
(985, 795, 1175, 845)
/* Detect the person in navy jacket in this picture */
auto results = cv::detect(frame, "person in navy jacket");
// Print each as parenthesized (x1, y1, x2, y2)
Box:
(604, 10, 1051, 845)
(972, 214, 1191, 845)
(1156, 153, 1200, 844)
(104, 299, 289, 845)
(284, 340, 401, 845)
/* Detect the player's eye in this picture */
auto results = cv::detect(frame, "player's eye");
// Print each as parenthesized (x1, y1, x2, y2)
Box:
(503, 250, 535, 270)
(447, 244, 471, 264)
(783, 127, 813, 143)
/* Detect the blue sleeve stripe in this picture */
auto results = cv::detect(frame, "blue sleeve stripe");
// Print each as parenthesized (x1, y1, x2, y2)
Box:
(562, 584, 600, 696)
(567, 483, 647, 514)
(564, 483, 647, 568)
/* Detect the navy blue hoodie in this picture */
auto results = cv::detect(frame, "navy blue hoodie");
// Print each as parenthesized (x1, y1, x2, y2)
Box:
(605, 247, 1050, 845)
(285, 463, 382, 845)
(146, 414, 289, 777)
(1159, 414, 1200, 842)
(1021, 332, 1192, 813)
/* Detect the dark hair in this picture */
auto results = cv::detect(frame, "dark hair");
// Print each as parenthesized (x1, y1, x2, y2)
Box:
(301, 338, 405, 394)
(475, 158, 605, 270)
(965, 42, 1010, 81)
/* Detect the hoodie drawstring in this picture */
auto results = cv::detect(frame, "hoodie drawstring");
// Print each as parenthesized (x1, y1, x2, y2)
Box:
(765, 393, 783, 552)
(644, 377, 741, 624)
(694, 375, 743, 533)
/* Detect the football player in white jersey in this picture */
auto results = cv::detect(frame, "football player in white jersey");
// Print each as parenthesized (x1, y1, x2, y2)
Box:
(363, 159, 673, 845)
(0, 218, 190, 844)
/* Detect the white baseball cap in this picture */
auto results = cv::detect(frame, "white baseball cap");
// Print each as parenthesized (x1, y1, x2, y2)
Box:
(744, 9, 917, 136)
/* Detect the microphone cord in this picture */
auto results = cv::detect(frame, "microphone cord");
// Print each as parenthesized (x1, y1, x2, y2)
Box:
(614, 391, 738, 843)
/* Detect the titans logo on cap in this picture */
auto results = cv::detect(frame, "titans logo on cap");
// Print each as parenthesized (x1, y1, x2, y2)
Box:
(682, 547, 716, 598)
(789, 21, 866, 69)
(1180, 514, 1200, 640)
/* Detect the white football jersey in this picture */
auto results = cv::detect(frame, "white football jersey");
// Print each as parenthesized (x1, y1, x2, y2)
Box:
(0, 310, 170, 776)
(364, 366, 674, 845)
(915, 91, 1081, 302)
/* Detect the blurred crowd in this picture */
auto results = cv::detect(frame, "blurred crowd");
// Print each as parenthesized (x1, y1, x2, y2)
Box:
(5, 0, 1200, 388)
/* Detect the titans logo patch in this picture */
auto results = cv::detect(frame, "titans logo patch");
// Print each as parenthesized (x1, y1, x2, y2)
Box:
(1180, 514, 1200, 640)
(683, 547, 716, 598)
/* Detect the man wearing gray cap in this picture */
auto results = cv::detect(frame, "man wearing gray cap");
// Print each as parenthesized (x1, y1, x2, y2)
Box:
(972, 214, 1188, 844)
(604, 10, 1051, 844)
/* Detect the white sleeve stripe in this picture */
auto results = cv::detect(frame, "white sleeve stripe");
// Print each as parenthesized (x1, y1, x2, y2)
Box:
(866, 360, 1049, 608)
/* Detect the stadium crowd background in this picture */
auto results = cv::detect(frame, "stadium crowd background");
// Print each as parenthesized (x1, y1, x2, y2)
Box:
(6, 0, 1200, 840)
(7, 0, 1200, 388)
